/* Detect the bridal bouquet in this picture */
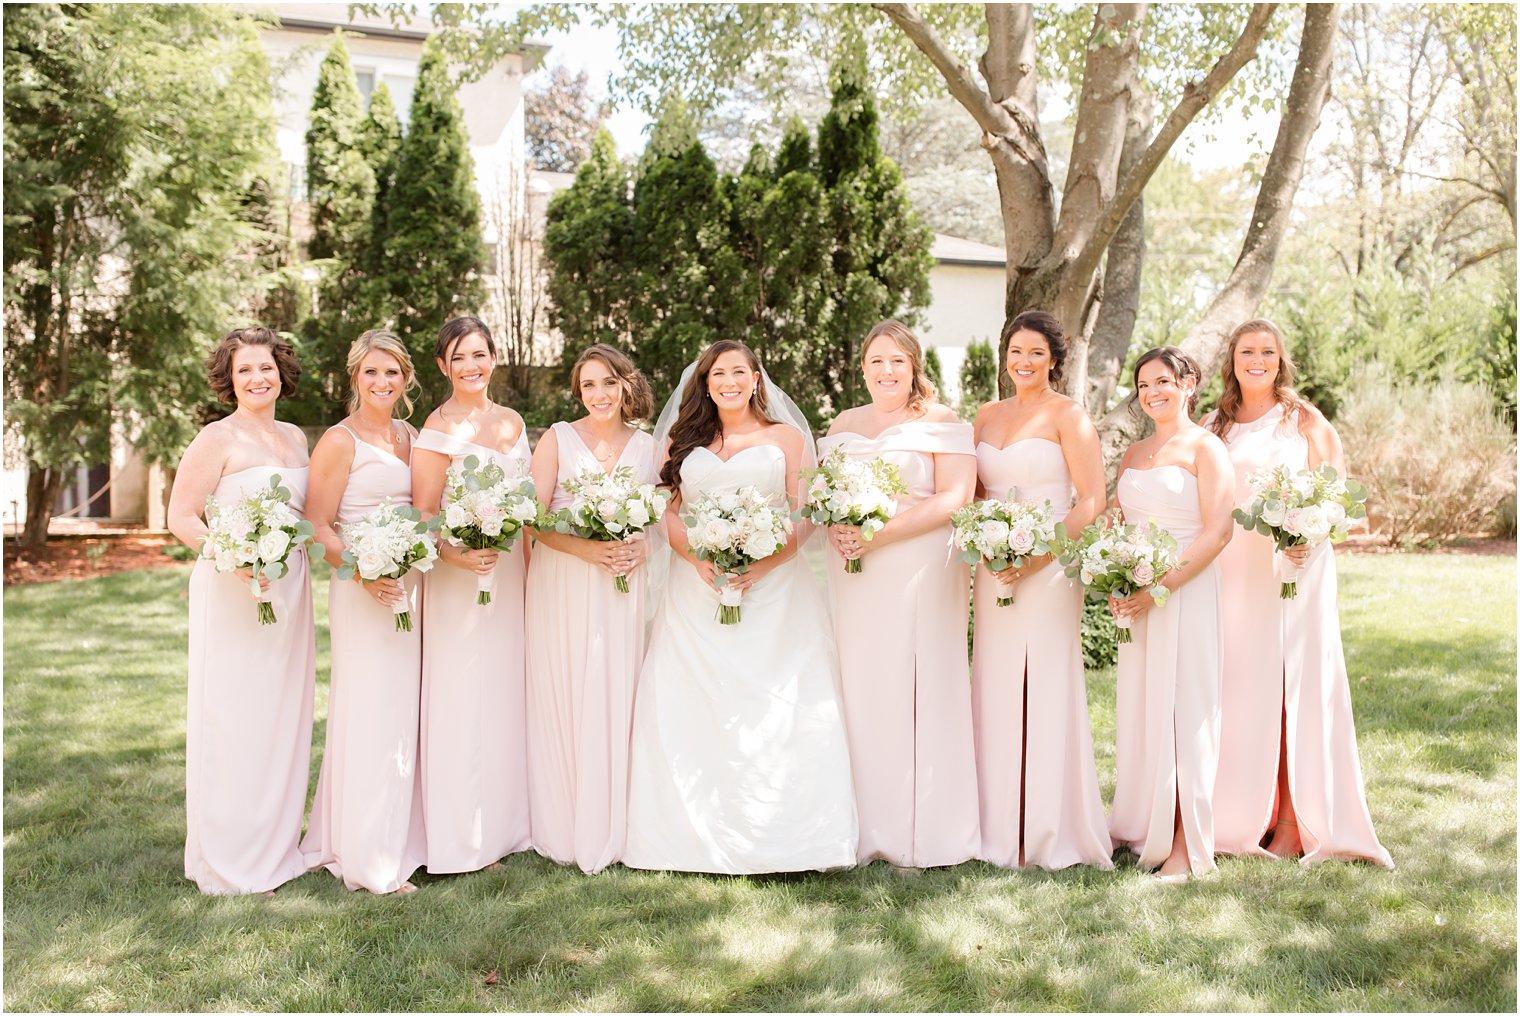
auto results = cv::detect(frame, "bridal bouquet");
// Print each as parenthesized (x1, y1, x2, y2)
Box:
(202, 474, 315, 625)
(682, 486, 794, 625)
(1232, 462, 1367, 598)
(1058, 517, 1181, 643)
(801, 447, 907, 574)
(544, 465, 670, 592)
(950, 497, 1060, 606)
(438, 454, 538, 605)
(337, 500, 439, 631)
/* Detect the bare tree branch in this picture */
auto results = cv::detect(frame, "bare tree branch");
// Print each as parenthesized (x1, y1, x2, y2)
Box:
(873, 4, 1015, 139)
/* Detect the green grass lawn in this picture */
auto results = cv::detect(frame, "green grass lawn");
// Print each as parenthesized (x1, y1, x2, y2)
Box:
(4, 553, 1515, 1011)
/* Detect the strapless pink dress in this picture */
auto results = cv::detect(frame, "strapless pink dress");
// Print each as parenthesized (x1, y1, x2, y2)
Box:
(972, 439, 1112, 870)
(185, 465, 316, 894)
(1109, 465, 1223, 875)
(819, 421, 980, 868)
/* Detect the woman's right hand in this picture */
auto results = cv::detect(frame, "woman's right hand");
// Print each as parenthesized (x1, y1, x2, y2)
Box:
(579, 538, 639, 578)
(360, 575, 406, 608)
(447, 544, 500, 576)
(235, 567, 272, 596)
(691, 557, 722, 591)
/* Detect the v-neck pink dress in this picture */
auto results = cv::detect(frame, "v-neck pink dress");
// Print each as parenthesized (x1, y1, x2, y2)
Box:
(185, 465, 316, 894)
(301, 422, 427, 893)
(415, 427, 534, 873)
(817, 421, 980, 868)
(971, 438, 1112, 870)
(526, 422, 659, 873)
(1213, 404, 1392, 867)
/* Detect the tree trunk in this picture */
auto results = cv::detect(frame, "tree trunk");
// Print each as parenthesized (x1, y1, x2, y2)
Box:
(1097, 2, 1342, 474)
(22, 464, 63, 548)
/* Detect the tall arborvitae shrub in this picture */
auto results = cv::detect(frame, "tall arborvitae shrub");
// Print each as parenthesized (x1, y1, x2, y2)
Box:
(381, 39, 487, 408)
(959, 338, 998, 417)
(924, 345, 946, 399)
(356, 82, 403, 329)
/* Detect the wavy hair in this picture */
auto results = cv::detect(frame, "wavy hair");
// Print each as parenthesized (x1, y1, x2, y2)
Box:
(659, 340, 778, 490)
(1129, 346, 1203, 417)
(1207, 318, 1308, 439)
(570, 343, 654, 423)
(862, 320, 937, 414)
(435, 315, 497, 364)
(1001, 310, 1069, 388)
(205, 326, 300, 404)
(346, 329, 419, 418)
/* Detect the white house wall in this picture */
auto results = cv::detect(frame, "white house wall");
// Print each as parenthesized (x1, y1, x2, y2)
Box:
(919, 262, 1007, 403)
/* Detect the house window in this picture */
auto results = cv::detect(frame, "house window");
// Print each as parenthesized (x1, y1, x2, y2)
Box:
(386, 75, 416, 128)
(355, 68, 376, 101)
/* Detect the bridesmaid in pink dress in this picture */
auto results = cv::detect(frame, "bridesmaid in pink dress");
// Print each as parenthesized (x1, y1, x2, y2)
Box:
(820, 320, 979, 868)
(301, 329, 427, 894)
(169, 327, 315, 895)
(1207, 319, 1392, 867)
(970, 311, 1112, 870)
(526, 344, 658, 873)
(411, 317, 533, 875)
(1109, 347, 1234, 880)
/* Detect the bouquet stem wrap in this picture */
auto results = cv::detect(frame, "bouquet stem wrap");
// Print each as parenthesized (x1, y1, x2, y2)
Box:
(391, 591, 414, 632)
(250, 577, 277, 626)
(718, 581, 744, 625)
(1275, 549, 1304, 600)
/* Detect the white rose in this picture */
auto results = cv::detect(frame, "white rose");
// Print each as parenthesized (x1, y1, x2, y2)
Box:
(597, 498, 620, 520)
(742, 533, 776, 560)
(978, 519, 1011, 550)
(1260, 500, 1287, 527)
(357, 549, 388, 579)
(1322, 501, 1346, 528)
(627, 501, 650, 528)
(444, 504, 469, 530)
(1295, 504, 1331, 543)
(509, 499, 538, 523)
(257, 529, 291, 563)
(699, 518, 734, 550)
(717, 492, 741, 513)
(1008, 527, 1035, 556)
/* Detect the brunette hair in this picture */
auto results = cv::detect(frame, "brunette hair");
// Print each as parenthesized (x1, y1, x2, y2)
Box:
(862, 320, 937, 413)
(346, 328, 419, 418)
(570, 343, 654, 423)
(435, 315, 497, 365)
(659, 339, 779, 490)
(1207, 318, 1308, 439)
(1129, 346, 1203, 417)
(1000, 310, 1069, 388)
(205, 326, 300, 404)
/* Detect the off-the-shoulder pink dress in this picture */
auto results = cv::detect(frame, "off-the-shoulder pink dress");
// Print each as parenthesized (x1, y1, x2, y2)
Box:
(1214, 404, 1392, 867)
(972, 439, 1112, 870)
(1109, 465, 1223, 875)
(414, 427, 533, 873)
(185, 465, 316, 894)
(818, 421, 980, 867)
(526, 423, 659, 873)
(301, 422, 427, 893)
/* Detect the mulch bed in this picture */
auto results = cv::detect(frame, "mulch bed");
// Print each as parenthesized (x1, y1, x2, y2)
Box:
(3, 534, 187, 588)
(2, 532, 1513, 589)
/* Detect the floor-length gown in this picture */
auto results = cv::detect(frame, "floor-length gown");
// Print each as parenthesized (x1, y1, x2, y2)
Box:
(415, 428, 533, 873)
(301, 423, 427, 892)
(972, 440, 1113, 870)
(1109, 465, 1223, 875)
(622, 442, 859, 874)
(818, 422, 979, 867)
(526, 424, 658, 873)
(185, 466, 316, 894)
(1213, 404, 1392, 867)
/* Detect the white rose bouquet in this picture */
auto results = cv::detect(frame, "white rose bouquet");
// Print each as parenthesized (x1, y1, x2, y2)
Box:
(202, 474, 315, 625)
(801, 447, 907, 574)
(543, 464, 670, 593)
(336, 500, 440, 631)
(437, 454, 538, 605)
(1057, 517, 1181, 643)
(682, 485, 794, 625)
(950, 497, 1060, 607)
(1232, 463, 1367, 598)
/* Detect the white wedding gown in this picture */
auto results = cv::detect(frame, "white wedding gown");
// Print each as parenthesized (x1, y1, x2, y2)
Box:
(622, 443, 860, 874)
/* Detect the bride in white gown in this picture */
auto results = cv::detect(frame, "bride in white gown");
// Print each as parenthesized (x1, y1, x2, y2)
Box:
(622, 339, 859, 874)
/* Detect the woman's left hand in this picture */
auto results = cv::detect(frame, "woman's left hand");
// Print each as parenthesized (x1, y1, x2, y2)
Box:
(724, 557, 776, 594)
(618, 532, 649, 576)
(830, 523, 866, 561)
(1282, 542, 1313, 567)
(1110, 589, 1157, 621)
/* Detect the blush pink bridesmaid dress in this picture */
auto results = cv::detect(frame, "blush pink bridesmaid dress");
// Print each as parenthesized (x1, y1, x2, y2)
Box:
(818, 421, 980, 868)
(185, 465, 316, 894)
(972, 440, 1112, 870)
(1109, 465, 1223, 876)
(301, 422, 427, 893)
(414, 428, 533, 874)
(1213, 404, 1392, 867)
(525, 423, 658, 873)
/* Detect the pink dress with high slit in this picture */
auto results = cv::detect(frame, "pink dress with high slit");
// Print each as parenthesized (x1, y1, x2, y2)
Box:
(972, 439, 1112, 870)
(1213, 404, 1392, 867)
(185, 465, 316, 894)
(1109, 465, 1223, 875)
(415, 428, 533, 873)
(301, 422, 427, 893)
(819, 421, 980, 868)
(526, 423, 658, 873)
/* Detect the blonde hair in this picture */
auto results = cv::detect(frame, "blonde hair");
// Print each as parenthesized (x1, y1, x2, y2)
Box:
(345, 329, 419, 418)
(862, 319, 938, 414)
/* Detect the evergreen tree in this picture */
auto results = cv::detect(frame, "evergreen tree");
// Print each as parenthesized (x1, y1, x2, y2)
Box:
(924, 344, 946, 399)
(815, 73, 933, 418)
(543, 129, 635, 373)
(382, 38, 487, 408)
(297, 32, 377, 421)
(356, 82, 403, 330)
(959, 338, 998, 417)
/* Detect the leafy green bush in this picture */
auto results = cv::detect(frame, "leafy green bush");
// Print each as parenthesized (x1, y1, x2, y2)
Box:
(959, 338, 997, 418)
(1081, 598, 1121, 669)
